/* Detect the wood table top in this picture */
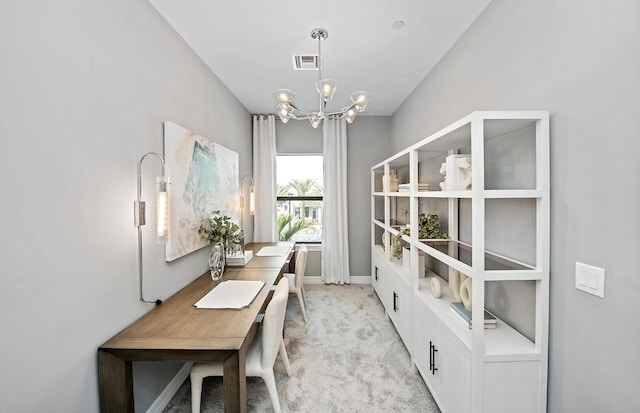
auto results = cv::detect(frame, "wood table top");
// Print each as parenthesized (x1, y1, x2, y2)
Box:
(100, 267, 281, 352)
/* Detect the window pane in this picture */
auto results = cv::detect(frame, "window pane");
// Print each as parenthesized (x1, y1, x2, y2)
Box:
(277, 155, 323, 243)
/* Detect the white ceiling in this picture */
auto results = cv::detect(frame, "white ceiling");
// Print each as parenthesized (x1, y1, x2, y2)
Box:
(148, 0, 491, 116)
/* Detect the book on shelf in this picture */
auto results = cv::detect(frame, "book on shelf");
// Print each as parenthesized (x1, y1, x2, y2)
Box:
(398, 183, 429, 192)
(450, 302, 497, 329)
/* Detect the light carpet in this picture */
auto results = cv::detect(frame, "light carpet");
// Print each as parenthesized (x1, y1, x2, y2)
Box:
(163, 284, 440, 413)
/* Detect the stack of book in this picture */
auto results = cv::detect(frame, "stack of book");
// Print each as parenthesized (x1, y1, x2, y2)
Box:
(398, 183, 430, 192)
(450, 302, 497, 329)
(226, 250, 253, 266)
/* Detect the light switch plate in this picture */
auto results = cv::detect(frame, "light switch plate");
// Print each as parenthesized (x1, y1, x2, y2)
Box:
(575, 262, 605, 298)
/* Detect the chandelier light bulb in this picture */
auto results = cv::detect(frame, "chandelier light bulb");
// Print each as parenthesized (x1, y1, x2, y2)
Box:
(345, 109, 357, 124)
(276, 106, 292, 123)
(316, 79, 338, 100)
(274, 89, 295, 108)
(350, 91, 370, 112)
(309, 113, 321, 128)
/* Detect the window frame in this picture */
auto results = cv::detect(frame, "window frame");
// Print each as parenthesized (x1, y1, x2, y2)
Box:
(276, 154, 323, 244)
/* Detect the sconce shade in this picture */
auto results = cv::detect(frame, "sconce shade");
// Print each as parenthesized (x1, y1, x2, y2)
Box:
(156, 176, 170, 243)
(249, 186, 255, 215)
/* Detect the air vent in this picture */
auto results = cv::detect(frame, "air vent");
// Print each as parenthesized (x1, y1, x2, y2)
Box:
(292, 55, 319, 70)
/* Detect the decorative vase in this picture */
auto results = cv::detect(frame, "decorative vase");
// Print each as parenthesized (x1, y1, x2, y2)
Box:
(209, 242, 225, 281)
(450, 270, 461, 302)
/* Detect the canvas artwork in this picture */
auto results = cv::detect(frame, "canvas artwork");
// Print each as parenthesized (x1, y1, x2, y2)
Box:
(163, 121, 239, 261)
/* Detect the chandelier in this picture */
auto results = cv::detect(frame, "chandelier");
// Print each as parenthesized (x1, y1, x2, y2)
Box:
(274, 28, 370, 128)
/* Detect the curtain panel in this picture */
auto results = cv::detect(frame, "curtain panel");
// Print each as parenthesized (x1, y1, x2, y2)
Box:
(321, 118, 350, 284)
(252, 114, 277, 242)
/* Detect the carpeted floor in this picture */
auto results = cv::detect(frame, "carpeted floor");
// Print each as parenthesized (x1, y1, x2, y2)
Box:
(163, 284, 440, 413)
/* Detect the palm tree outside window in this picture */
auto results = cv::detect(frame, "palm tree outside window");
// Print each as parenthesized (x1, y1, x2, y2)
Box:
(276, 155, 323, 242)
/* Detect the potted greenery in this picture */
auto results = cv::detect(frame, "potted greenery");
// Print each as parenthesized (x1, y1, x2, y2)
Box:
(198, 211, 244, 280)
(198, 210, 244, 251)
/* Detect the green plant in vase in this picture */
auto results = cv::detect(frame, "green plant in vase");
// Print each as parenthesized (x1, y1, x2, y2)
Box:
(198, 210, 244, 254)
(400, 212, 448, 240)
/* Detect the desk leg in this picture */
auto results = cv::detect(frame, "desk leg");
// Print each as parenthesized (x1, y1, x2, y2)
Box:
(223, 350, 247, 413)
(98, 350, 134, 413)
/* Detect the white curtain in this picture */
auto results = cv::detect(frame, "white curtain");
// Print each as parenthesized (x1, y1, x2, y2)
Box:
(321, 118, 350, 284)
(252, 114, 277, 242)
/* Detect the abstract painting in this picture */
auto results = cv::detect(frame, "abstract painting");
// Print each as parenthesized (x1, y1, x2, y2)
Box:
(163, 121, 239, 261)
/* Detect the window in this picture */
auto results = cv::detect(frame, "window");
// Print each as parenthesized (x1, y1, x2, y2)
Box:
(276, 155, 323, 243)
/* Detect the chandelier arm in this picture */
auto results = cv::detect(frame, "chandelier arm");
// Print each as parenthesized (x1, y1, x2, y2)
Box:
(290, 105, 314, 117)
(324, 102, 357, 117)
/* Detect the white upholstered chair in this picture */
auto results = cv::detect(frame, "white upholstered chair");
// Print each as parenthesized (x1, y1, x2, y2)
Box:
(285, 244, 308, 323)
(190, 278, 292, 413)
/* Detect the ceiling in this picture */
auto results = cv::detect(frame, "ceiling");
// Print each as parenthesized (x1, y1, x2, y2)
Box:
(148, 1, 492, 117)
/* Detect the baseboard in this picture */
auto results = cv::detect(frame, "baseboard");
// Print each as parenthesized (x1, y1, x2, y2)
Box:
(304, 275, 371, 285)
(146, 362, 193, 413)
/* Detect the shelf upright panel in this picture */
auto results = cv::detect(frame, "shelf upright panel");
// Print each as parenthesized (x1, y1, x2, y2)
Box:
(535, 113, 550, 411)
(469, 113, 486, 413)
(409, 149, 419, 291)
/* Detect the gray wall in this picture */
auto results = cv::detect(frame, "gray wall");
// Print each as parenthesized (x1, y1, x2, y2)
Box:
(276, 117, 391, 278)
(0, 0, 251, 412)
(391, 0, 640, 411)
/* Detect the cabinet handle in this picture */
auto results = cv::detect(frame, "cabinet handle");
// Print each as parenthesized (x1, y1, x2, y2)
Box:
(429, 341, 433, 372)
(393, 291, 398, 312)
(430, 341, 438, 375)
(375, 266, 378, 281)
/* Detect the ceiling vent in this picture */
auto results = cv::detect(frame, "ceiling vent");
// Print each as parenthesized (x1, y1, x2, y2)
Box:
(292, 55, 319, 70)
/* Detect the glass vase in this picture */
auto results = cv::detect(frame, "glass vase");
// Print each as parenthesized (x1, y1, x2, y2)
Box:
(209, 242, 225, 281)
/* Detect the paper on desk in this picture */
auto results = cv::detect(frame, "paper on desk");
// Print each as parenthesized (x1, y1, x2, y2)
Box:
(194, 280, 265, 309)
(255, 246, 291, 256)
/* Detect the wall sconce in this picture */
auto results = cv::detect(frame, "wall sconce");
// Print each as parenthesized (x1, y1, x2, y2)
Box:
(239, 175, 255, 242)
(134, 152, 170, 305)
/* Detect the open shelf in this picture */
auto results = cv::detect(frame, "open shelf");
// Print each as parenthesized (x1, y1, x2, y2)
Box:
(416, 279, 539, 358)
(371, 111, 549, 413)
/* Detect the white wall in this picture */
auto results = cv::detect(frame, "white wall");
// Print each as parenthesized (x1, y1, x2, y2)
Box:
(276, 117, 391, 279)
(0, 0, 251, 411)
(391, 0, 640, 411)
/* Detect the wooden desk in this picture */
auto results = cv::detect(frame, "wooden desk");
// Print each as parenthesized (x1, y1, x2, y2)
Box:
(240, 242, 294, 270)
(98, 243, 293, 413)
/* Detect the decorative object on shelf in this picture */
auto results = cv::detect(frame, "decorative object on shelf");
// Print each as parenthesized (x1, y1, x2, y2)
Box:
(208, 242, 225, 280)
(391, 234, 403, 259)
(401, 213, 448, 240)
(460, 277, 473, 311)
(134, 151, 171, 305)
(450, 270, 462, 302)
(402, 247, 426, 275)
(430, 276, 442, 298)
(382, 171, 399, 192)
(274, 28, 370, 127)
(439, 154, 472, 191)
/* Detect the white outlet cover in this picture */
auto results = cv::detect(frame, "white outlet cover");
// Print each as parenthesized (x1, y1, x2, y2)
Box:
(575, 262, 605, 298)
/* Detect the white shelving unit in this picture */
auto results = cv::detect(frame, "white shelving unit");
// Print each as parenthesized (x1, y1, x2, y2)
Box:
(371, 111, 549, 413)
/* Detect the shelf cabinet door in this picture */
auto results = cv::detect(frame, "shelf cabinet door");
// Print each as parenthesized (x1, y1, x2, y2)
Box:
(371, 246, 385, 302)
(387, 263, 413, 350)
(436, 320, 471, 413)
(415, 295, 471, 413)
(414, 297, 441, 398)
